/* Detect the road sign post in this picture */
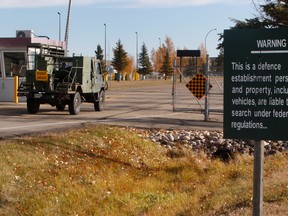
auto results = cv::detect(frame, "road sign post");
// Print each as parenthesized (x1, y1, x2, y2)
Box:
(253, 140, 264, 216)
(204, 54, 209, 121)
(224, 28, 288, 216)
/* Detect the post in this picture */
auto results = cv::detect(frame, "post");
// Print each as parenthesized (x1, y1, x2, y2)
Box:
(179, 57, 182, 83)
(172, 60, 176, 112)
(14, 76, 18, 104)
(57, 12, 61, 41)
(104, 23, 107, 69)
(135, 32, 138, 72)
(253, 140, 264, 216)
(204, 54, 209, 121)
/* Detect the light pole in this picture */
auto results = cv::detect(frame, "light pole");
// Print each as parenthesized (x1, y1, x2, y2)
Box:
(135, 32, 138, 71)
(204, 28, 217, 121)
(104, 23, 107, 69)
(204, 28, 217, 54)
(57, 12, 61, 41)
(158, 37, 162, 75)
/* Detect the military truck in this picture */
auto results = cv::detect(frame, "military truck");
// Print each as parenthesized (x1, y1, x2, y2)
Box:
(18, 43, 105, 115)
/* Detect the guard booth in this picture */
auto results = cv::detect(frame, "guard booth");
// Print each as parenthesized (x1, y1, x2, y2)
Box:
(0, 30, 65, 102)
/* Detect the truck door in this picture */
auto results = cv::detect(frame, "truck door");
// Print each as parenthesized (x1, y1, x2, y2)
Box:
(95, 62, 103, 83)
(91, 59, 96, 88)
(91, 59, 103, 91)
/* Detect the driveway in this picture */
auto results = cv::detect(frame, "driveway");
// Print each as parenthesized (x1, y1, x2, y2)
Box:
(0, 80, 223, 138)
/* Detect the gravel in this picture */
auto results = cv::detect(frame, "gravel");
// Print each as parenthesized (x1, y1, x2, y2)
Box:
(136, 129, 288, 161)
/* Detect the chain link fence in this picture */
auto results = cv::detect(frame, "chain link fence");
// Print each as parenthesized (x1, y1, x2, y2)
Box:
(172, 65, 223, 118)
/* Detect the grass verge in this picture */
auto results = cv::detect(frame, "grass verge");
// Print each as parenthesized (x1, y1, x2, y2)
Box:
(0, 125, 287, 215)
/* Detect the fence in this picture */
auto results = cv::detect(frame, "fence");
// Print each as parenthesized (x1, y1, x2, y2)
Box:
(172, 65, 223, 120)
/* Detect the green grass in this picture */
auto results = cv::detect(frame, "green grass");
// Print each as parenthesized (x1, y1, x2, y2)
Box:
(0, 125, 287, 215)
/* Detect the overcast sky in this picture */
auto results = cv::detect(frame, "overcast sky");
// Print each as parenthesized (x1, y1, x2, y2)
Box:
(0, 0, 254, 58)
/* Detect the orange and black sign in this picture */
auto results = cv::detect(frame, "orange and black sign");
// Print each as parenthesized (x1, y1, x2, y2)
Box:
(186, 72, 207, 100)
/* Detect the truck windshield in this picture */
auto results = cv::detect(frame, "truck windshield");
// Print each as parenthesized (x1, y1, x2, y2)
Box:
(27, 47, 41, 70)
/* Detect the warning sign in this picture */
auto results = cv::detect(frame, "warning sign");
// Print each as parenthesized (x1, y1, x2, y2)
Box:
(186, 72, 206, 99)
(224, 28, 288, 140)
(36, 70, 48, 81)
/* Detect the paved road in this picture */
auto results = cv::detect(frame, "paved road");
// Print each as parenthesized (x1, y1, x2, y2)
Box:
(0, 82, 223, 138)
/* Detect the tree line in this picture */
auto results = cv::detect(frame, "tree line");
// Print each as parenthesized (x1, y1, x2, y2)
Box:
(95, 0, 287, 80)
(95, 36, 211, 80)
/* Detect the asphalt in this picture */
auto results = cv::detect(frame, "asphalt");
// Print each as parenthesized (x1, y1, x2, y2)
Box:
(0, 81, 223, 138)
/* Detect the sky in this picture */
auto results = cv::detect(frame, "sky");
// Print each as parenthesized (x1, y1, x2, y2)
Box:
(0, 0, 256, 59)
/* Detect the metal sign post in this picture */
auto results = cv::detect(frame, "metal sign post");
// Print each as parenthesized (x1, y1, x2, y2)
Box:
(253, 140, 264, 216)
(204, 54, 209, 121)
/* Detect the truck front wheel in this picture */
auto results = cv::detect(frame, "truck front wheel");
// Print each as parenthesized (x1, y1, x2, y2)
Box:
(69, 92, 81, 115)
(27, 98, 40, 114)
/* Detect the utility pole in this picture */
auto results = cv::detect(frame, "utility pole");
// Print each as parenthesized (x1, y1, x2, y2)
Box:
(104, 23, 107, 69)
(57, 12, 61, 41)
(135, 32, 138, 71)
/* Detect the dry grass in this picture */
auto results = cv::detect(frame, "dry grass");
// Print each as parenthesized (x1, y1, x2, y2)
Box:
(0, 125, 287, 215)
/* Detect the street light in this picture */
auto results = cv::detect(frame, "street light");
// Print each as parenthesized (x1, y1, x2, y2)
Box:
(135, 32, 138, 70)
(159, 37, 161, 48)
(204, 28, 217, 122)
(57, 12, 61, 41)
(204, 28, 217, 54)
(104, 23, 107, 68)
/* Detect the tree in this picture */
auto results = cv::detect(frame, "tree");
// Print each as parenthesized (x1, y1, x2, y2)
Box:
(152, 36, 176, 78)
(215, 47, 224, 72)
(198, 43, 207, 67)
(160, 48, 174, 79)
(95, 44, 106, 73)
(218, 0, 288, 49)
(123, 55, 135, 80)
(112, 39, 128, 79)
(95, 44, 104, 60)
(258, 0, 288, 27)
(138, 43, 152, 75)
(164, 36, 176, 60)
(230, 0, 288, 29)
(151, 46, 164, 74)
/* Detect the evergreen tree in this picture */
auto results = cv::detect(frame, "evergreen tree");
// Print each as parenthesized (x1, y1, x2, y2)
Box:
(112, 39, 128, 76)
(217, 0, 288, 66)
(138, 43, 152, 75)
(95, 44, 106, 73)
(261, 0, 288, 27)
(160, 48, 174, 79)
(95, 44, 104, 60)
(230, 0, 288, 29)
(217, 1, 288, 45)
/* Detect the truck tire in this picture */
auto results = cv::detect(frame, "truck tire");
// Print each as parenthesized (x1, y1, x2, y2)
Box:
(105, 81, 108, 90)
(69, 92, 81, 115)
(27, 98, 40, 114)
(94, 90, 105, 111)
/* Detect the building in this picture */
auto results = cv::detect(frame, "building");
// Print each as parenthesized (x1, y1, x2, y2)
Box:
(0, 30, 65, 102)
